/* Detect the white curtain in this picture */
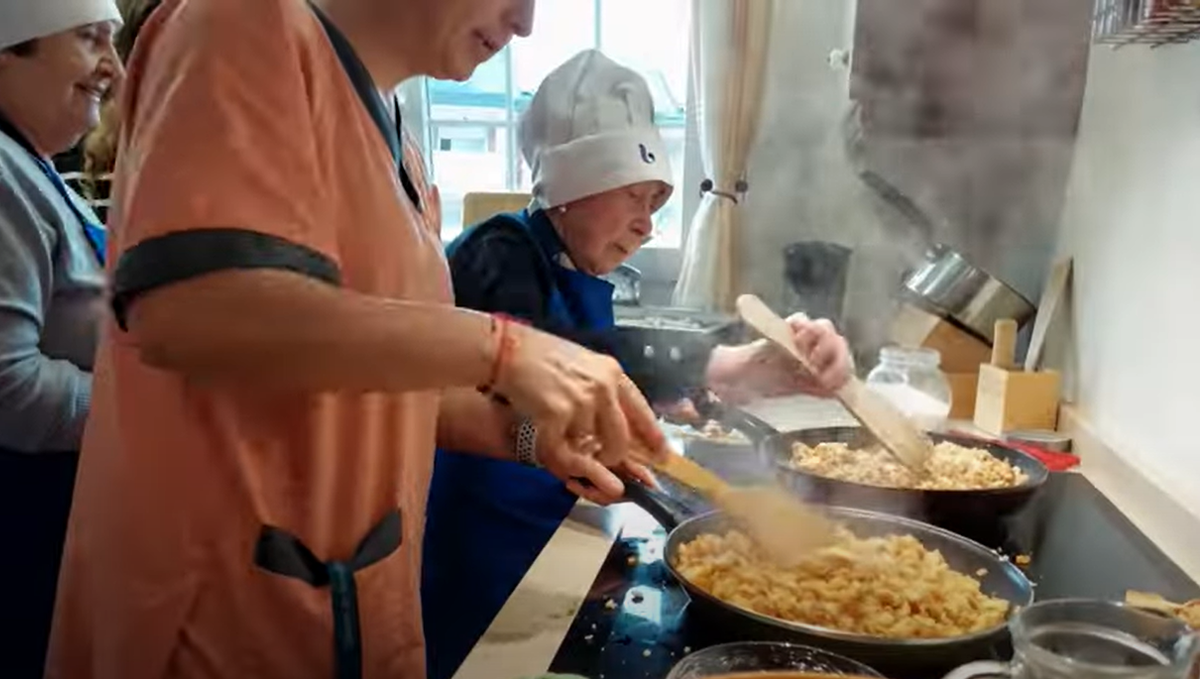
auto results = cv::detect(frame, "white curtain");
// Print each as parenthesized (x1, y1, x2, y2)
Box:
(672, 0, 774, 312)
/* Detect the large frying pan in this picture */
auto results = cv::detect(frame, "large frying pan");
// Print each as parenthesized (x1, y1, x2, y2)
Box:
(704, 403, 1049, 544)
(760, 426, 1049, 544)
(623, 483, 1035, 678)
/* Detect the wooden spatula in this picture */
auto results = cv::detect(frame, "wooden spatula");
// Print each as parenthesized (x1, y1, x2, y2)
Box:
(1125, 591, 1200, 628)
(1126, 591, 1183, 614)
(1126, 591, 1200, 613)
(736, 294, 933, 472)
(633, 441, 842, 565)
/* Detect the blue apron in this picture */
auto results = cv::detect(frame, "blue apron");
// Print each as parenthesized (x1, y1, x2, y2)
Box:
(422, 209, 615, 679)
(35, 161, 107, 265)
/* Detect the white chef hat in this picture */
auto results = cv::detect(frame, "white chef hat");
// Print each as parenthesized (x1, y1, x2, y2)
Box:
(0, 0, 122, 52)
(520, 50, 675, 209)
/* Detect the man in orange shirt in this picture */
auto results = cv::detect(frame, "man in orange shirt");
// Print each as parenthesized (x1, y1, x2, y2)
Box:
(46, 0, 667, 678)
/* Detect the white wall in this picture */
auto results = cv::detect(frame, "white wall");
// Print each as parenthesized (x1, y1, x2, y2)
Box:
(1055, 40, 1200, 517)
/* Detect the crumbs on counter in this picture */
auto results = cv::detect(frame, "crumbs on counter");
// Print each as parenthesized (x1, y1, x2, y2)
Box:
(626, 555, 637, 566)
(975, 568, 988, 577)
(584, 634, 594, 642)
(1015, 554, 1032, 566)
(642, 649, 651, 657)
(604, 598, 618, 610)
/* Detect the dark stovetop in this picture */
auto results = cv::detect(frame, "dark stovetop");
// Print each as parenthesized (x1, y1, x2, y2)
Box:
(547, 473, 1200, 679)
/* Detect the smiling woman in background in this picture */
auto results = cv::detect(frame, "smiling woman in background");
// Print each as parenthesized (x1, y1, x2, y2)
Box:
(81, 0, 165, 204)
(0, 1, 121, 676)
(423, 49, 854, 679)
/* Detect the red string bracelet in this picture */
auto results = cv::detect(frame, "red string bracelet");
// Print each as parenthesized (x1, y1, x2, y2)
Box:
(480, 314, 522, 395)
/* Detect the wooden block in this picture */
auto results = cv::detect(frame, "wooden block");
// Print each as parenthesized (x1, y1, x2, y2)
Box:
(889, 303, 992, 374)
(461, 192, 532, 230)
(973, 363, 1062, 436)
(946, 372, 979, 420)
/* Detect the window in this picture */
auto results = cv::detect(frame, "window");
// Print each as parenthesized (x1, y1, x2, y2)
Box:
(410, 0, 695, 272)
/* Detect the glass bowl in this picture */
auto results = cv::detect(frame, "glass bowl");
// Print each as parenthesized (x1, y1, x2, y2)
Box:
(665, 642, 884, 679)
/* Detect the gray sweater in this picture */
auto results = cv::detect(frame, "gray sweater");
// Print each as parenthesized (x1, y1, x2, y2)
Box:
(0, 130, 105, 453)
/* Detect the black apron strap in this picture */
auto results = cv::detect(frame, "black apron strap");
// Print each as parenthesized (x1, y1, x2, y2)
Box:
(309, 3, 423, 214)
(254, 509, 403, 679)
(391, 93, 425, 213)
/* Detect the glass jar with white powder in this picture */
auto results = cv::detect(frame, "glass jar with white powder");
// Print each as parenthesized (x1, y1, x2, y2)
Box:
(865, 346, 952, 432)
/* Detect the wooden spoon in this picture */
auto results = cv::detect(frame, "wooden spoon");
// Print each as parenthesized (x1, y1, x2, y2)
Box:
(633, 441, 843, 565)
(1126, 590, 1200, 628)
(736, 294, 933, 472)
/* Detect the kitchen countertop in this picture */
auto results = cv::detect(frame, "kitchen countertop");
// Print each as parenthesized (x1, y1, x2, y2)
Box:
(452, 395, 1200, 679)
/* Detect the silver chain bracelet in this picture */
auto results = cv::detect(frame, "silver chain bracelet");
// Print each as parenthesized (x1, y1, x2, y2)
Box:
(513, 417, 541, 468)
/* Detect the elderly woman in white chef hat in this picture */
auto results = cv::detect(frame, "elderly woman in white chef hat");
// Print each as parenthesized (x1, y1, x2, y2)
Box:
(423, 49, 854, 679)
(0, 0, 121, 675)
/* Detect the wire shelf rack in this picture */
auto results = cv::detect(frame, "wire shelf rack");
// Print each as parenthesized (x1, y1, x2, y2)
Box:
(1093, 0, 1200, 47)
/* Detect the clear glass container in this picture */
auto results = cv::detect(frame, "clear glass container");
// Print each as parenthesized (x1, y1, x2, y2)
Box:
(666, 642, 882, 678)
(865, 346, 952, 432)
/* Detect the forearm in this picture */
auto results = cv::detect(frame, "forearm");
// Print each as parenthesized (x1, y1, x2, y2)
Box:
(436, 388, 518, 460)
(127, 270, 495, 393)
(537, 322, 709, 403)
(704, 340, 835, 405)
(0, 357, 91, 453)
(704, 342, 758, 393)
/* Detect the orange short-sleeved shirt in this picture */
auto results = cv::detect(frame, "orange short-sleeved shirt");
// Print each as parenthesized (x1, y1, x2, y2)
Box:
(46, 0, 449, 677)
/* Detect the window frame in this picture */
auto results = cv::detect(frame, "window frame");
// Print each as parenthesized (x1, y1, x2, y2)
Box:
(399, 0, 698, 288)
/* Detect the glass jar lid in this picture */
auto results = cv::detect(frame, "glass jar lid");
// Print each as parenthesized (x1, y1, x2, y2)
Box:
(879, 345, 942, 369)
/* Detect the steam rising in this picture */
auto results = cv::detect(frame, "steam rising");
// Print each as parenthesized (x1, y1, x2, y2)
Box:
(739, 0, 1094, 368)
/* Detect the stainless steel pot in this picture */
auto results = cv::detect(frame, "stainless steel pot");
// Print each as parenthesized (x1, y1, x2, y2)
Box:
(902, 245, 1034, 343)
(614, 306, 743, 351)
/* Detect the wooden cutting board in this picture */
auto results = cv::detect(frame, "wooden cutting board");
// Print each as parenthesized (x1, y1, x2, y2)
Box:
(1024, 257, 1073, 372)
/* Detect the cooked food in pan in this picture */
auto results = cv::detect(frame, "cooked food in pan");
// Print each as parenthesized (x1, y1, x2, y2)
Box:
(789, 439, 1028, 490)
(673, 527, 1011, 639)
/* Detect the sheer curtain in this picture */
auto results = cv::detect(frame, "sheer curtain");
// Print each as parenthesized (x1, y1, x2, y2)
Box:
(671, 0, 774, 311)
